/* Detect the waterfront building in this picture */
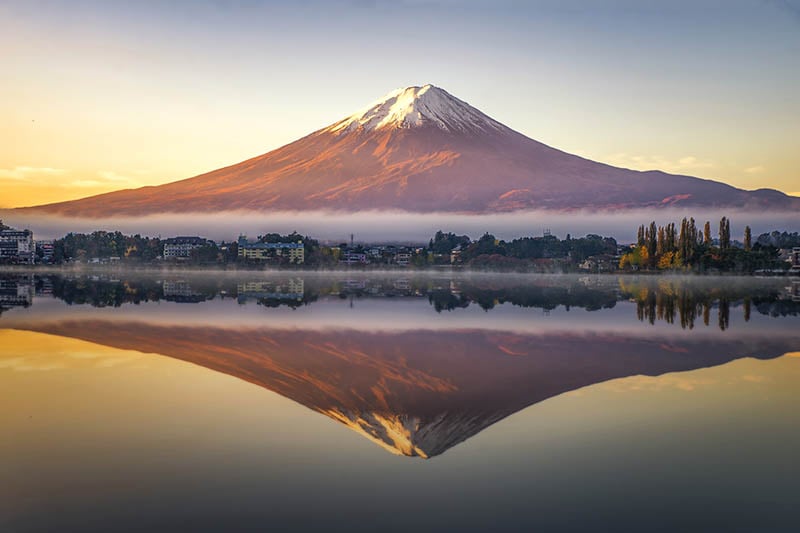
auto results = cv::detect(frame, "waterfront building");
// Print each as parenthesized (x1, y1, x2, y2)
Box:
(163, 236, 209, 259)
(0, 228, 34, 264)
(237, 236, 305, 264)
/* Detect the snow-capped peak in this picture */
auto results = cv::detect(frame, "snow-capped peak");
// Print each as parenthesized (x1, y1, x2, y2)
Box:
(327, 84, 510, 135)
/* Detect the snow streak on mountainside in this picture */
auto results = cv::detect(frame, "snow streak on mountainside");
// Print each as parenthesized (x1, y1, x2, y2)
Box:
(19, 84, 800, 216)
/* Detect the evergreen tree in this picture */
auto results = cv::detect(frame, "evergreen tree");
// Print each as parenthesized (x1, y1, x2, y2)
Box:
(744, 225, 752, 251)
(719, 217, 731, 250)
(647, 221, 658, 267)
(725, 218, 731, 249)
(703, 221, 711, 245)
(678, 218, 688, 265)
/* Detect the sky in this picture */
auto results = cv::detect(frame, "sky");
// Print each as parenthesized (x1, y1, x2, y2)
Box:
(1, 0, 799, 208)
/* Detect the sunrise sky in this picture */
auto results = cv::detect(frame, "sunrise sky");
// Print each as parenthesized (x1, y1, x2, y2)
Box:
(1, 0, 798, 208)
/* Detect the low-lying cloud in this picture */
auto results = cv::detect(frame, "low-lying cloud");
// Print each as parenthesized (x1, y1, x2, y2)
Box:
(0, 208, 798, 243)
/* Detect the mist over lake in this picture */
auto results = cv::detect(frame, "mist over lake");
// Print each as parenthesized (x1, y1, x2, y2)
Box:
(3, 207, 799, 242)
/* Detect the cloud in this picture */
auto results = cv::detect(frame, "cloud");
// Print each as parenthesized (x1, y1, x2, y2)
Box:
(69, 171, 138, 189)
(0, 166, 66, 181)
(96, 170, 138, 184)
(744, 165, 766, 174)
(69, 180, 107, 188)
(604, 154, 715, 174)
(1, 206, 798, 242)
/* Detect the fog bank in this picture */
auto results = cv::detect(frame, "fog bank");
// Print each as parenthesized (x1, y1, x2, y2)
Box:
(1, 208, 798, 243)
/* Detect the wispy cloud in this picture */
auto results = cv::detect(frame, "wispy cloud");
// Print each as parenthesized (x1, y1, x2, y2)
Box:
(604, 154, 715, 174)
(744, 165, 766, 174)
(69, 180, 107, 188)
(68, 171, 138, 189)
(96, 170, 138, 184)
(0, 166, 66, 181)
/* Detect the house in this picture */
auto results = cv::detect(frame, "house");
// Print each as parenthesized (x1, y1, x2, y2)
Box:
(394, 252, 412, 266)
(579, 254, 618, 272)
(163, 236, 209, 260)
(340, 252, 369, 265)
(791, 248, 800, 272)
(35, 240, 54, 263)
(0, 228, 34, 264)
(450, 245, 462, 264)
(237, 236, 305, 264)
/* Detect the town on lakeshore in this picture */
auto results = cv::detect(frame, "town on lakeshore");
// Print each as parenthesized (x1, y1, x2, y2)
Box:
(1, 218, 799, 274)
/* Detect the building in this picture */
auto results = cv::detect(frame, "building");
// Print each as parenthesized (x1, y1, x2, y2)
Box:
(791, 248, 800, 272)
(35, 240, 54, 263)
(578, 254, 618, 272)
(163, 236, 209, 259)
(450, 245, 462, 264)
(394, 252, 412, 266)
(0, 228, 34, 264)
(340, 252, 369, 265)
(237, 236, 305, 264)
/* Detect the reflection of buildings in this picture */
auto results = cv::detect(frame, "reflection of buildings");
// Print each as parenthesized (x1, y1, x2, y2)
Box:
(0, 228, 34, 264)
(791, 248, 800, 272)
(790, 282, 800, 303)
(162, 280, 209, 303)
(236, 279, 305, 303)
(0, 276, 34, 308)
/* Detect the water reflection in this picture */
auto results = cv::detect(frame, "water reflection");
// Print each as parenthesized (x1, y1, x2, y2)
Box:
(2, 273, 799, 328)
(1, 272, 798, 459)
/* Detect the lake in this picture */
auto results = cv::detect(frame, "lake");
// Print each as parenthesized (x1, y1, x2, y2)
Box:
(1, 272, 799, 532)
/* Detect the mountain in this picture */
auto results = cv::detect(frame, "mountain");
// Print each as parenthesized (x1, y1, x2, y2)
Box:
(20, 84, 799, 216)
(7, 319, 794, 458)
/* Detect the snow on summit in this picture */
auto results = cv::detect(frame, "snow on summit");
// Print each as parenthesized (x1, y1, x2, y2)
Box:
(327, 84, 510, 135)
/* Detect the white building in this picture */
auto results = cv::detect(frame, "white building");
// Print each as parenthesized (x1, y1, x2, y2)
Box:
(237, 236, 305, 264)
(0, 228, 34, 264)
(163, 236, 209, 259)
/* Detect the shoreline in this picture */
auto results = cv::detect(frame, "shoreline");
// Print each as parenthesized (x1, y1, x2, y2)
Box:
(0, 264, 796, 277)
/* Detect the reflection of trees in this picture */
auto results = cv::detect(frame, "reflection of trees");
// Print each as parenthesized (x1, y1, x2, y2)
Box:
(718, 298, 730, 331)
(620, 278, 799, 330)
(441, 284, 618, 313)
(9, 274, 800, 324)
(51, 277, 164, 307)
(427, 290, 470, 312)
(256, 294, 318, 309)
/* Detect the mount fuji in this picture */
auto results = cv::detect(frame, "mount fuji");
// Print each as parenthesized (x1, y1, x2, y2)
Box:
(20, 84, 799, 216)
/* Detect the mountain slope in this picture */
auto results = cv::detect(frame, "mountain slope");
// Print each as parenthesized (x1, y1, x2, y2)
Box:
(21, 84, 800, 216)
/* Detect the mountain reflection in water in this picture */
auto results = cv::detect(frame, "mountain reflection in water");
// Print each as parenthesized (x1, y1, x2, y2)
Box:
(1, 272, 798, 458)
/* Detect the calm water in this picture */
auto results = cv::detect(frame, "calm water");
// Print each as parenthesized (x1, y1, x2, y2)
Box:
(1, 272, 799, 532)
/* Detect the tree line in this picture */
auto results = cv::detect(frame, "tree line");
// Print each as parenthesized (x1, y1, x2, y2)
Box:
(619, 217, 786, 272)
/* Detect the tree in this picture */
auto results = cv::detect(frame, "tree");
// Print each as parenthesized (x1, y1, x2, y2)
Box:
(703, 221, 711, 245)
(646, 221, 657, 267)
(719, 217, 731, 250)
(744, 226, 752, 252)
